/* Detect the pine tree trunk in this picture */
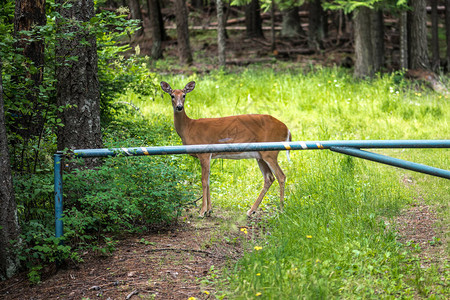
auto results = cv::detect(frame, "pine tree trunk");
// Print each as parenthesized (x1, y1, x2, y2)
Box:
(354, 6, 374, 78)
(400, 10, 409, 69)
(270, 0, 276, 51)
(174, 0, 193, 64)
(245, 0, 264, 38)
(281, 6, 304, 38)
(0, 60, 21, 281)
(148, 0, 165, 59)
(12, 0, 46, 172)
(216, 0, 226, 67)
(308, 0, 324, 50)
(129, 0, 144, 37)
(446, 0, 450, 72)
(409, 0, 430, 70)
(431, 0, 440, 70)
(56, 0, 103, 167)
(371, 9, 385, 72)
(191, 0, 203, 9)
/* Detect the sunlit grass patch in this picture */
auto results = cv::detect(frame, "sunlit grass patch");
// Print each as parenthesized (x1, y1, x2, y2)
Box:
(125, 66, 449, 298)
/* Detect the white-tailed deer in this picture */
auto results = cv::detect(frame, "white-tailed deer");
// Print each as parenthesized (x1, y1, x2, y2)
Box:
(161, 81, 291, 217)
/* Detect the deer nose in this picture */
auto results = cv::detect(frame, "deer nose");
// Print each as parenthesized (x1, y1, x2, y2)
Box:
(176, 105, 183, 111)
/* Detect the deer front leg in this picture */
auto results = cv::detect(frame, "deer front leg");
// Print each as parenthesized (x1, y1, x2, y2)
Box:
(198, 154, 212, 217)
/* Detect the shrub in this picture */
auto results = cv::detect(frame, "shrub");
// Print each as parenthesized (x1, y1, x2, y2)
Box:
(13, 111, 193, 282)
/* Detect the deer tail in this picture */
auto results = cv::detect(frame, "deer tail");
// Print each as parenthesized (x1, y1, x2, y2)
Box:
(286, 130, 292, 163)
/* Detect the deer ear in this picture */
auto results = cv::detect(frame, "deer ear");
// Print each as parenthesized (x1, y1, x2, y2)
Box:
(160, 81, 172, 94)
(184, 81, 195, 93)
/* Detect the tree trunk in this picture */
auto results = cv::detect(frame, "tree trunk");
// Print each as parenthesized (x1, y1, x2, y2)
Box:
(216, 0, 226, 67)
(245, 0, 264, 38)
(56, 0, 103, 167)
(354, 6, 374, 78)
(400, 10, 408, 69)
(308, 0, 324, 50)
(12, 0, 46, 173)
(370, 9, 384, 72)
(270, 0, 276, 51)
(191, 0, 204, 9)
(174, 0, 193, 64)
(281, 6, 304, 38)
(148, 0, 166, 59)
(431, 0, 440, 70)
(447, 0, 450, 72)
(0, 60, 21, 281)
(409, 0, 430, 70)
(128, 0, 144, 37)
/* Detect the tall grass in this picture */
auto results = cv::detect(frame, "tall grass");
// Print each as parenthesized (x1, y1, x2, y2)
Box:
(127, 66, 449, 298)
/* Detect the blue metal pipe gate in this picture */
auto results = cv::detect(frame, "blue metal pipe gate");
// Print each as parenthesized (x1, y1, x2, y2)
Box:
(54, 140, 450, 239)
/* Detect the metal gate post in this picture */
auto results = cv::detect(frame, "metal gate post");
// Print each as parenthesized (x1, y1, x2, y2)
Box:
(54, 152, 63, 239)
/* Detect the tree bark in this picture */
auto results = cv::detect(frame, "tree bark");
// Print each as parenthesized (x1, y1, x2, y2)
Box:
(409, 0, 430, 70)
(174, 0, 193, 64)
(281, 6, 304, 38)
(270, 0, 276, 51)
(400, 10, 408, 69)
(354, 6, 374, 78)
(12, 0, 46, 173)
(308, 0, 324, 50)
(447, 0, 450, 72)
(147, 0, 166, 59)
(370, 9, 384, 72)
(431, 0, 440, 70)
(216, 0, 226, 67)
(128, 0, 144, 37)
(245, 0, 264, 38)
(56, 0, 103, 167)
(191, 0, 204, 9)
(0, 59, 21, 281)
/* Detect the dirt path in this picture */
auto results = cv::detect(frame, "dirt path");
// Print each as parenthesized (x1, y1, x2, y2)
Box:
(0, 209, 252, 300)
(0, 201, 447, 300)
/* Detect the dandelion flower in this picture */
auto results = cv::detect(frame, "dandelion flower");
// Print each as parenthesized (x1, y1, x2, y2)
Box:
(254, 246, 262, 251)
(256, 273, 261, 276)
(187, 297, 197, 300)
(306, 235, 312, 239)
(256, 292, 262, 296)
(203, 291, 210, 295)
(240, 228, 248, 234)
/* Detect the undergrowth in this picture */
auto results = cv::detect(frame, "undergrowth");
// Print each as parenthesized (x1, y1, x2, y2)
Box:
(13, 112, 194, 283)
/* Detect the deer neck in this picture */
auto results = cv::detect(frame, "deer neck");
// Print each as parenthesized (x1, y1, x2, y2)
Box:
(173, 110, 192, 144)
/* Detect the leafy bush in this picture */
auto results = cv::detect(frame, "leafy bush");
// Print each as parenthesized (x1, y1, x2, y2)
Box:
(13, 111, 193, 282)
(62, 113, 193, 236)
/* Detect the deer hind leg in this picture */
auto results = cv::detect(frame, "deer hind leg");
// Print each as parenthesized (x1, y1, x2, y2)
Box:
(260, 151, 286, 211)
(247, 159, 275, 216)
(198, 154, 212, 217)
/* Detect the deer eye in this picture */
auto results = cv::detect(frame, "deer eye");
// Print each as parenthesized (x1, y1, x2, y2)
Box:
(171, 95, 175, 99)
(182, 94, 186, 99)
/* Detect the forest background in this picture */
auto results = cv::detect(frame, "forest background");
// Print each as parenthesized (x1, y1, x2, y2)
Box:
(0, 0, 449, 298)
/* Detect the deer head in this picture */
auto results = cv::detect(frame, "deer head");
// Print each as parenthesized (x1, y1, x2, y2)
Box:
(160, 81, 195, 112)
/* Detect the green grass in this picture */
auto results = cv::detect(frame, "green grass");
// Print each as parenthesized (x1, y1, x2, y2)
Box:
(124, 66, 449, 298)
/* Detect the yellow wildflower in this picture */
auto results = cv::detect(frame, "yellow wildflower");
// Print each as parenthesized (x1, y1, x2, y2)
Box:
(256, 273, 261, 276)
(203, 291, 210, 295)
(240, 228, 248, 234)
(254, 246, 262, 251)
(306, 235, 312, 239)
(256, 292, 262, 296)
(187, 297, 197, 300)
